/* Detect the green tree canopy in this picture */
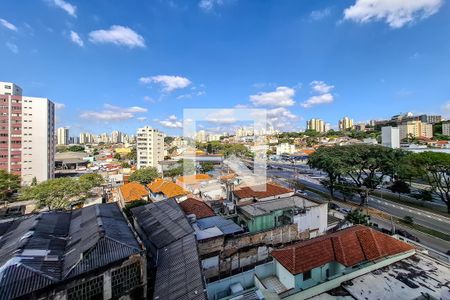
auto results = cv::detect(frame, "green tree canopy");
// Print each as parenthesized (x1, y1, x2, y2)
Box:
(410, 152, 450, 213)
(0, 170, 20, 201)
(129, 167, 159, 184)
(345, 209, 370, 225)
(19, 174, 105, 210)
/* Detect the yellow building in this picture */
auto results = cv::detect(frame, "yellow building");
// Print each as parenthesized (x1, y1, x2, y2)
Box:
(306, 118, 326, 133)
(114, 147, 132, 155)
(398, 121, 433, 140)
(338, 116, 354, 131)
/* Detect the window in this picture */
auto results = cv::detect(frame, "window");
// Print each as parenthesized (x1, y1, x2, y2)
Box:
(303, 270, 311, 281)
(4, 85, 11, 89)
(111, 262, 141, 298)
(67, 275, 103, 300)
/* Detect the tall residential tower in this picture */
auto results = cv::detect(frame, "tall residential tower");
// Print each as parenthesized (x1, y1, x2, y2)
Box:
(0, 82, 55, 185)
(136, 126, 164, 171)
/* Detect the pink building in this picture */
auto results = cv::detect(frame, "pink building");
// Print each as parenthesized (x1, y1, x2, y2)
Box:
(0, 82, 55, 185)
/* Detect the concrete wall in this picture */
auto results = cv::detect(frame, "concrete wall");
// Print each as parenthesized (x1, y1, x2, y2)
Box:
(200, 224, 309, 280)
(293, 203, 328, 235)
(275, 261, 295, 290)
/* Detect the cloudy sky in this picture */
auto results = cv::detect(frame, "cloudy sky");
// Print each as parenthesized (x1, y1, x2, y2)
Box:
(1, 0, 449, 135)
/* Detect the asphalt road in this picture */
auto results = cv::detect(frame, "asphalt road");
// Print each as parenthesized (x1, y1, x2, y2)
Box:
(267, 168, 450, 235)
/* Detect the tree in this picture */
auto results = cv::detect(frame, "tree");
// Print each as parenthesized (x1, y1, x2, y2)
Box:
(0, 170, 20, 201)
(19, 174, 104, 210)
(20, 178, 80, 210)
(402, 215, 414, 225)
(121, 162, 131, 168)
(67, 145, 85, 152)
(129, 167, 159, 185)
(78, 173, 104, 191)
(200, 161, 215, 173)
(127, 147, 137, 161)
(31, 177, 37, 186)
(114, 152, 121, 160)
(345, 209, 370, 225)
(310, 145, 405, 205)
(207, 143, 213, 154)
(309, 146, 344, 198)
(389, 180, 411, 194)
(410, 152, 450, 213)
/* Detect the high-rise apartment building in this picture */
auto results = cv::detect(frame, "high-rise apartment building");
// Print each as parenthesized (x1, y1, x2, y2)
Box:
(79, 132, 95, 144)
(57, 127, 69, 145)
(0, 82, 55, 185)
(426, 115, 442, 124)
(111, 130, 123, 143)
(443, 122, 450, 136)
(306, 118, 326, 133)
(381, 127, 400, 149)
(398, 121, 433, 140)
(136, 126, 164, 171)
(338, 116, 354, 131)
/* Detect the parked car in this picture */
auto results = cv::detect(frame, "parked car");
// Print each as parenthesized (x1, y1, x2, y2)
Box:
(396, 229, 420, 243)
(337, 207, 351, 214)
(329, 203, 340, 210)
(295, 190, 308, 196)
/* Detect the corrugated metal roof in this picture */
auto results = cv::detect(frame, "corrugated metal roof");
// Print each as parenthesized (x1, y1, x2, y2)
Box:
(0, 203, 142, 299)
(131, 199, 193, 249)
(153, 234, 206, 300)
(195, 216, 243, 236)
(238, 195, 318, 217)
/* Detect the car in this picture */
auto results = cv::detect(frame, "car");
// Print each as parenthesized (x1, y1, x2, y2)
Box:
(329, 203, 340, 210)
(336, 207, 351, 214)
(295, 190, 308, 196)
(395, 229, 420, 243)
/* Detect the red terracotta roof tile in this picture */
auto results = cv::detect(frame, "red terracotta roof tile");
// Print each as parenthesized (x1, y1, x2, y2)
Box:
(119, 182, 148, 202)
(271, 225, 414, 275)
(147, 178, 188, 198)
(177, 174, 211, 185)
(179, 198, 216, 219)
(234, 183, 293, 200)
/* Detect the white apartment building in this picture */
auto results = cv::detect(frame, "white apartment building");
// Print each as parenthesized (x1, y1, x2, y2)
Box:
(276, 143, 296, 155)
(443, 123, 450, 136)
(0, 82, 22, 96)
(398, 121, 433, 140)
(57, 127, 69, 145)
(79, 132, 95, 144)
(111, 130, 123, 143)
(306, 118, 326, 133)
(21, 96, 56, 185)
(136, 126, 164, 171)
(338, 116, 354, 131)
(381, 127, 400, 149)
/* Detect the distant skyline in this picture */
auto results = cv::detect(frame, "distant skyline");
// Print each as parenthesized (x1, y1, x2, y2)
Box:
(1, 0, 450, 135)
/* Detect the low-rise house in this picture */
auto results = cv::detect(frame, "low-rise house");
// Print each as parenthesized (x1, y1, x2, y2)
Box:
(0, 203, 147, 300)
(118, 182, 149, 205)
(176, 174, 212, 193)
(199, 179, 226, 200)
(233, 182, 294, 205)
(131, 199, 206, 300)
(206, 225, 415, 300)
(147, 178, 188, 202)
(193, 216, 244, 241)
(179, 198, 216, 219)
(237, 195, 328, 236)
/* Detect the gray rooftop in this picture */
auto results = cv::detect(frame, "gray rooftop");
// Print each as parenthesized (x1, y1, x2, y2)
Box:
(131, 199, 206, 300)
(153, 234, 206, 300)
(131, 199, 194, 249)
(196, 216, 243, 236)
(238, 195, 320, 217)
(0, 203, 142, 300)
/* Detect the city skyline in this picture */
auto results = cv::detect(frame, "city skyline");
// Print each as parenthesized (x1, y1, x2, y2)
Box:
(1, 0, 450, 136)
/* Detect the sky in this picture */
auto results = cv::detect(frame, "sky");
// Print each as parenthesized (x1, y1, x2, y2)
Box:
(1, 0, 450, 136)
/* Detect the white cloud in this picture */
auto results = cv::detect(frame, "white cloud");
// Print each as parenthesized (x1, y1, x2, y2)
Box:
(137, 117, 147, 122)
(70, 30, 84, 47)
(206, 109, 238, 124)
(159, 115, 183, 128)
(343, 0, 443, 28)
(80, 104, 147, 121)
(0, 18, 18, 31)
(301, 93, 334, 108)
(310, 80, 334, 94)
(443, 101, 450, 118)
(310, 8, 331, 21)
(250, 86, 295, 107)
(141, 75, 192, 92)
(50, 0, 77, 17)
(199, 0, 226, 11)
(5, 42, 18, 54)
(55, 102, 65, 110)
(89, 25, 145, 48)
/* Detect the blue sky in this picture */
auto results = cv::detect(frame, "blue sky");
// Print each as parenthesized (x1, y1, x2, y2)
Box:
(1, 0, 449, 136)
